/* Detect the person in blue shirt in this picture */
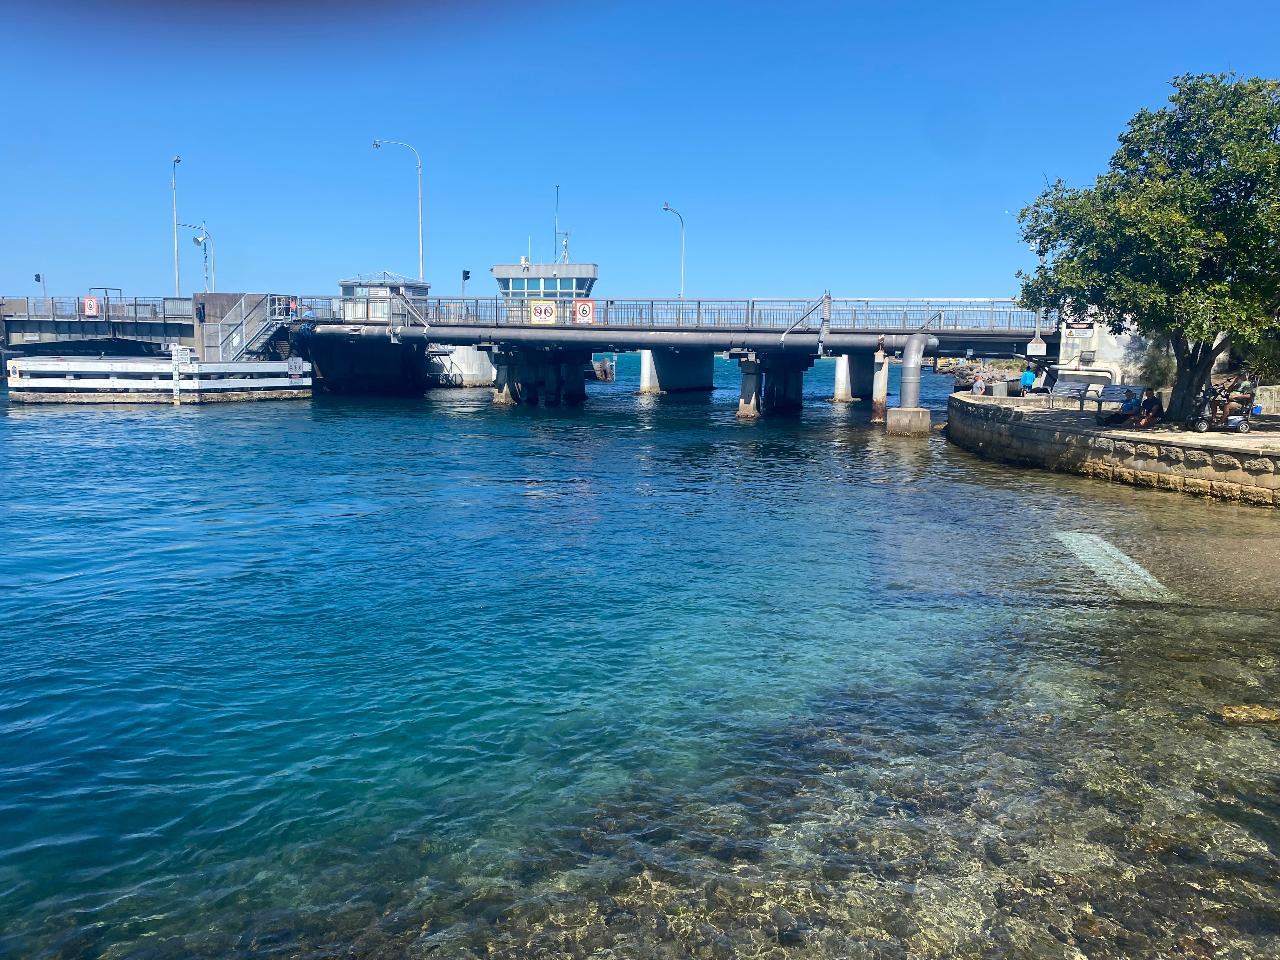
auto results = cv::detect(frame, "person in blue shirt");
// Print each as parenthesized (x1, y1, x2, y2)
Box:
(1019, 366, 1037, 395)
(1098, 389, 1139, 426)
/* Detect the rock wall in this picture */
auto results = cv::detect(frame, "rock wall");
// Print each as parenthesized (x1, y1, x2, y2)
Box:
(947, 395, 1278, 508)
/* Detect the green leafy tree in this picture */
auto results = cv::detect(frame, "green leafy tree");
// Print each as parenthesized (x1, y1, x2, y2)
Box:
(1018, 74, 1280, 420)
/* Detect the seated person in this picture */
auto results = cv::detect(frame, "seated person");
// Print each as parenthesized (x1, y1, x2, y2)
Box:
(1098, 389, 1139, 425)
(1225, 373, 1257, 416)
(1133, 388, 1164, 428)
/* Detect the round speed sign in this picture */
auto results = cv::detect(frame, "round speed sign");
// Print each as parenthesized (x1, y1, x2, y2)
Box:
(573, 299, 594, 324)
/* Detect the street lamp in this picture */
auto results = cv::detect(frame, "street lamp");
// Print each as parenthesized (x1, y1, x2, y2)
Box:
(373, 139, 424, 282)
(180, 221, 216, 292)
(171, 155, 182, 297)
(662, 202, 685, 300)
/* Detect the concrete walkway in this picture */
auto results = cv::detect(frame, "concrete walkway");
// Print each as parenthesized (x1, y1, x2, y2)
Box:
(1030, 404, 1280, 455)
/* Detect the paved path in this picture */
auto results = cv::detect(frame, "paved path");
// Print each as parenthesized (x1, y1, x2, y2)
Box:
(1014, 404, 1280, 454)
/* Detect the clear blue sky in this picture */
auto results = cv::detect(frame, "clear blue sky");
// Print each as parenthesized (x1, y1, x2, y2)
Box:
(2, 0, 1277, 300)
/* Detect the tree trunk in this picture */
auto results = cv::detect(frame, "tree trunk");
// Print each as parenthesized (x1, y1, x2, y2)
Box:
(1166, 332, 1231, 423)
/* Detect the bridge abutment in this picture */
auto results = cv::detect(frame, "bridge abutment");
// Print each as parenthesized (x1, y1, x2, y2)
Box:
(638, 348, 715, 394)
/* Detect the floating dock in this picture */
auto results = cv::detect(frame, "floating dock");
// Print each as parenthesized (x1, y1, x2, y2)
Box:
(6, 354, 311, 404)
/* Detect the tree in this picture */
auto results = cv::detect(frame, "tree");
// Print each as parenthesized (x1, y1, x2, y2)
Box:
(1018, 74, 1280, 421)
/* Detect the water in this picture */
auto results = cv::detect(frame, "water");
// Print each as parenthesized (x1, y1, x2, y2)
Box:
(2, 359, 1278, 959)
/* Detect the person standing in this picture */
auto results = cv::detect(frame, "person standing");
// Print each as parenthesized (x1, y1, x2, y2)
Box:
(1019, 366, 1037, 395)
(971, 375, 987, 396)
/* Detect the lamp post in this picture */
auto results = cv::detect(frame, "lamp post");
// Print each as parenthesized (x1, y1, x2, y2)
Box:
(171, 156, 182, 296)
(180, 221, 216, 292)
(373, 139, 424, 282)
(662, 202, 685, 300)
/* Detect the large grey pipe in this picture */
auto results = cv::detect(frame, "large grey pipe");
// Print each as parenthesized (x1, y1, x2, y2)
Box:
(305, 323, 940, 355)
(898, 331, 929, 409)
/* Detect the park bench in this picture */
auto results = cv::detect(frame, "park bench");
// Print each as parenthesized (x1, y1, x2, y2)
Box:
(1091, 383, 1146, 416)
(1047, 379, 1091, 410)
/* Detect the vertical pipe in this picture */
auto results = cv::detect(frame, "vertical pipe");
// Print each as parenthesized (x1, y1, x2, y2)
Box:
(898, 332, 928, 409)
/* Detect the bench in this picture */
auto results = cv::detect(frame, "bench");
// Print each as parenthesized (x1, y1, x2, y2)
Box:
(1047, 379, 1091, 410)
(1092, 383, 1145, 413)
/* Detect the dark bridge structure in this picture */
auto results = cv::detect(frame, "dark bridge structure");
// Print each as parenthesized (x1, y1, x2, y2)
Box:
(305, 295, 1055, 433)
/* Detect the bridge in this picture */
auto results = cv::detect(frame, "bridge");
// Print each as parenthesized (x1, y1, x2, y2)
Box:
(304, 295, 1053, 432)
(1, 293, 1053, 433)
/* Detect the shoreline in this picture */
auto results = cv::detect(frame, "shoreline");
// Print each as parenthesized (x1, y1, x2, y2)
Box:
(946, 394, 1280, 508)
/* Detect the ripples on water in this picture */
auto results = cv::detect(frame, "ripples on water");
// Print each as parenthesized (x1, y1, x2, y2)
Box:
(1, 359, 1278, 959)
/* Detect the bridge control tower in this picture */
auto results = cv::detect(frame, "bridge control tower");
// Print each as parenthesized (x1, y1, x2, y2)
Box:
(491, 257, 598, 316)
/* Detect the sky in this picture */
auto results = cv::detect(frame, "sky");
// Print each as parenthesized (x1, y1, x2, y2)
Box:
(1, 0, 1277, 300)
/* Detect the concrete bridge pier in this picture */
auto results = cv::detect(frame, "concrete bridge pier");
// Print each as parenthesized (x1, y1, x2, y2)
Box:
(885, 333, 931, 435)
(738, 355, 812, 419)
(737, 359, 763, 419)
(638, 348, 716, 394)
(870, 349, 889, 424)
(832, 353, 875, 402)
(763, 361, 806, 414)
(492, 349, 590, 406)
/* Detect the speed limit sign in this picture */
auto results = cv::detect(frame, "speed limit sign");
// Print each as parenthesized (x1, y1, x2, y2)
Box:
(529, 300, 556, 324)
(573, 299, 595, 324)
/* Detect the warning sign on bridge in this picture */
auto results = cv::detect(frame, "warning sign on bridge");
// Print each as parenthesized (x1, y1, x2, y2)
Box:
(82, 295, 100, 317)
(529, 300, 557, 325)
(573, 299, 595, 324)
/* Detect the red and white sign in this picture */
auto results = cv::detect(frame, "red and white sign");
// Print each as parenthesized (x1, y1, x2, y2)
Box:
(573, 299, 595, 324)
(82, 295, 100, 317)
(529, 300, 557, 325)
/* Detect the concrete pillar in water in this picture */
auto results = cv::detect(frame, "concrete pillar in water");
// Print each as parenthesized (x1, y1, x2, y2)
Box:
(492, 350, 589, 407)
(539, 361, 564, 406)
(639, 349, 660, 395)
(492, 355, 519, 406)
(763, 364, 805, 414)
(849, 352, 875, 399)
(638, 348, 715, 394)
(833, 353, 875, 402)
(885, 332, 931, 435)
(832, 355, 854, 403)
(737, 359, 763, 420)
(559, 360, 587, 406)
(870, 349, 889, 424)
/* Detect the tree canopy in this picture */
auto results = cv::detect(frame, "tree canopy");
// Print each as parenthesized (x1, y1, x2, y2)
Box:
(1018, 73, 1280, 416)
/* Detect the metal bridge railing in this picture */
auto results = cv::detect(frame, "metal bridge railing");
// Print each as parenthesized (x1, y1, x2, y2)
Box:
(4, 294, 1042, 333)
(353, 296, 1041, 332)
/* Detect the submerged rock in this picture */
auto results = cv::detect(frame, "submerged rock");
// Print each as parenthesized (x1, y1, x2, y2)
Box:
(1215, 704, 1280, 723)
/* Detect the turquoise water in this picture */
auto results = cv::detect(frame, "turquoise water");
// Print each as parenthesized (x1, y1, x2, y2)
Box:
(2, 359, 1279, 959)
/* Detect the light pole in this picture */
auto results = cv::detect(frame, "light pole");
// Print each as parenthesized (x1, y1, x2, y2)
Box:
(180, 221, 216, 292)
(373, 139, 424, 282)
(662, 202, 685, 299)
(171, 156, 181, 296)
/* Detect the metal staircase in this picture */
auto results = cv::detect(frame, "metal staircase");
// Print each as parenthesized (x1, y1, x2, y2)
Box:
(203, 294, 294, 361)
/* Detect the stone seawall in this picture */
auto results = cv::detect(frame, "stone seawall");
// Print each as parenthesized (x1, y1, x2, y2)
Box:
(947, 395, 1279, 508)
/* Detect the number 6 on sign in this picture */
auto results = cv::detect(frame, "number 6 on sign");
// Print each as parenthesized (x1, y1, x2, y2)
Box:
(573, 299, 594, 324)
(529, 300, 556, 325)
